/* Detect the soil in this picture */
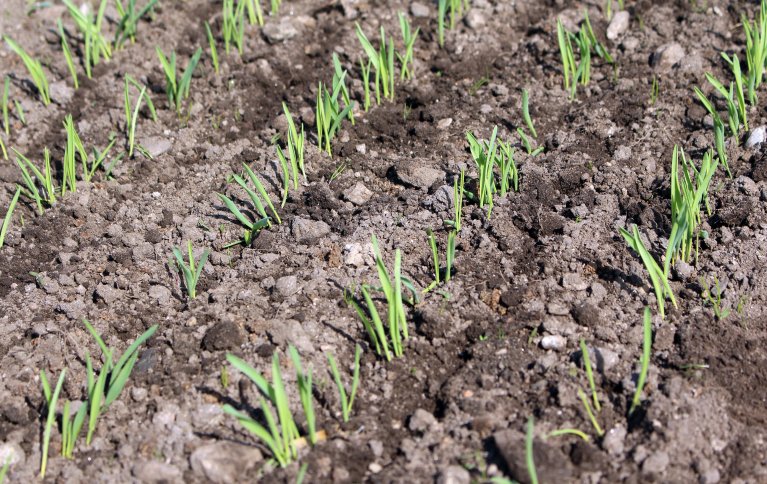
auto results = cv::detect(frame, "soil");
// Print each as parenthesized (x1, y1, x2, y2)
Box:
(1, 0, 767, 482)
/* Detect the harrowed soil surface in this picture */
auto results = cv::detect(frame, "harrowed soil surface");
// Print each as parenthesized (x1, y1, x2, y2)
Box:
(1, 0, 767, 483)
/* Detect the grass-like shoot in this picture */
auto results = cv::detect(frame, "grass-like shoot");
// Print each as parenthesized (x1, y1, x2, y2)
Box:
(577, 388, 604, 436)
(579, 339, 601, 412)
(288, 346, 316, 445)
(547, 428, 590, 442)
(124, 75, 157, 158)
(14, 148, 56, 214)
(629, 307, 652, 414)
(172, 241, 210, 299)
(466, 126, 519, 216)
(526, 417, 539, 484)
(39, 369, 65, 478)
(649, 76, 659, 105)
(2, 77, 9, 135)
(444, 169, 465, 232)
(397, 13, 419, 80)
(0, 186, 21, 249)
(222, 0, 246, 55)
(327, 344, 362, 423)
(700, 276, 731, 320)
(218, 163, 281, 247)
(721, 53, 748, 131)
(437, 0, 469, 47)
(557, 12, 614, 99)
(205, 22, 220, 75)
(114, 0, 158, 49)
(244, 0, 264, 26)
(275, 102, 306, 205)
(62, 0, 112, 78)
(57, 20, 79, 89)
(619, 224, 676, 319)
(156, 47, 202, 114)
(355, 23, 396, 104)
(63, 115, 85, 193)
(742, 0, 767, 105)
(3, 37, 50, 105)
(315, 72, 354, 156)
(423, 228, 457, 291)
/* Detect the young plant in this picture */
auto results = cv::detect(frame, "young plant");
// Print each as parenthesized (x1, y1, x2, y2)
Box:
(525, 417, 539, 484)
(288, 347, 316, 445)
(579, 339, 601, 412)
(205, 22, 220, 75)
(172, 241, 210, 299)
(124, 76, 157, 158)
(315, 73, 354, 155)
(218, 163, 281, 247)
(3, 37, 50, 105)
(62, 114, 85, 193)
(556, 13, 613, 99)
(0, 133, 7, 160)
(326, 344, 362, 423)
(714, 120, 732, 179)
(222, 0, 247, 55)
(446, 230, 456, 283)
(62, 0, 112, 78)
(721, 53, 748, 131)
(0, 186, 21, 249)
(629, 307, 652, 414)
(270, 0, 282, 15)
(425, 229, 441, 290)
(741, 0, 767, 105)
(437, 0, 470, 47)
(13, 148, 56, 214)
(14, 100, 25, 126)
(156, 47, 203, 114)
(244, 0, 264, 26)
(39, 369, 65, 478)
(114, 0, 159, 49)
(57, 20, 80, 89)
(223, 351, 305, 467)
(520, 88, 537, 139)
(444, 169, 465, 231)
(397, 12, 419, 80)
(274, 103, 306, 206)
(467, 126, 499, 213)
(355, 23, 396, 104)
(577, 388, 604, 436)
(700, 276, 731, 320)
(649, 76, 659, 105)
(703, 74, 742, 137)
(332, 54, 355, 126)
(359, 59, 373, 112)
(619, 224, 677, 319)
(2, 77, 9, 135)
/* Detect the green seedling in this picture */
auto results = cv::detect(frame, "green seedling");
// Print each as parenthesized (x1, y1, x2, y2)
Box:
(397, 12, 419, 80)
(296, 463, 308, 484)
(714, 120, 732, 178)
(437, 0, 470, 46)
(466, 127, 519, 215)
(205, 22, 219, 74)
(557, 12, 613, 99)
(82, 320, 158, 444)
(700, 276, 731, 320)
(222, 0, 246, 55)
(742, 0, 767, 105)
(426, 229, 441, 289)
(223, 351, 305, 467)
(13, 148, 56, 214)
(156, 47, 202, 114)
(721, 53, 747, 130)
(604, 0, 624, 19)
(57, 20, 79, 89)
(423, 229, 456, 291)
(579, 339, 601, 412)
(62, 0, 111, 78)
(14, 100, 25, 125)
(124, 75, 157, 158)
(2, 77, 9, 135)
(547, 428, 590, 442)
(521, 88, 537, 138)
(444, 169, 465, 231)
(620, 224, 676, 319)
(288, 347, 316, 445)
(315, 73, 354, 155)
(271, 0, 281, 15)
(332, 54, 355, 125)
(275, 103, 306, 205)
(0, 456, 10, 482)
(114, 0, 158, 49)
(629, 307, 652, 414)
(39, 369, 65, 478)
(60, 397, 88, 459)
(446, 230, 456, 283)
(3, 37, 50, 105)
(359, 59, 373, 112)
(0, 186, 21, 249)
(63, 114, 85, 193)
(516, 128, 543, 156)
(703, 74, 742, 137)
(355, 23, 396, 104)
(0, 134, 5, 160)
(577, 388, 604, 436)
(650, 76, 659, 105)
(326, 344, 362, 423)
(218, 163, 280, 247)
(171, 241, 210, 299)
(244, 0, 264, 26)
(526, 417, 539, 484)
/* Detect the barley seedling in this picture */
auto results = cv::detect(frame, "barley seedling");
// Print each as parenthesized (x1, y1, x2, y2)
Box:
(224, 351, 306, 467)
(466, 127, 519, 215)
(13, 148, 56, 214)
(703, 74, 742, 136)
(557, 13, 614, 99)
(288, 347, 316, 445)
(271, 0, 282, 15)
(41, 371, 88, 461)
(359, 59, 373, 112)
(700, 276, 731, 320)
(219, 163, 280, 247)
(721, 53, 748, 130)
(557, 19, 576, 95)
(0, 187, 21, 249)
(156, 47, 202, 114)
(521, 88, 537, 138)
(124, 75, 157, 158)
(332, 54, 355, 126)
(205, 22, 220, 75)
(629, 307, 653, 414)
(397, 13, 419, 80)
(62, 0, 112, 78)
(244, 0, 265, 26)
(222, 0, 247, 55)
(446, 230, 456, 282)
(114, 0, 158, 49)
(315, 74, 354, 155)
(276, 102, 306, 205)
(437, 0, 470, 47)
(604, 0, 624, 19)
(516, 128, 543, 156)
(577, 388, 604, 436)
(3, 37, 50, 105)
(444, 169, 465, 231)
(355, 23, 396, 104)
(714, 120, 732, 178)
(619, 224, 677, 318)
(649, 76, 659, 105)
(327, 344, 362, 423)
(13, 100, 24, 125)
(526, 417, 539, 484)
(547, 428, 590, 442)
(2, 77, 9, 135)
(171, 241, 210, 299)
(0, 456, 10, 482)
(742, 0, 767, 105)
(0, 135, 6, 161)
(426, 229, 440, 289)
(39, 369, 65, 478)
(57, 20, 80, 89)
(423, 229, 457, 291)
(579, 339, 601, 412)
(62, 115, 85, 193)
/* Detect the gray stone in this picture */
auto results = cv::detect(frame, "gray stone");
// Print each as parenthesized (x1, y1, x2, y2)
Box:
(343, 182, 374, 205)
(0, 442, 25, 468)
(673, 261, 694, 281)
(343, 243, 366, 267)
(492, 429, 574, 483)
(190, 442, 263, 484)
(642, 450, 670, 475)
(132, 460, 182, 483)
(437, 465, 471, 484)
(203, 321, 245, 351)
(408, 408, 437, 434)
(736, 175, 758, 196)
(141, 136, 173, 157)
(49, 81, 74, 103)
(394, 164, 444, 190)
(602, 425, 626, 456)
(540, 335, 566, 351)
(491, 83, 509, 97)
(423, 184, 454, 212)
(614, 145, 632, 162)
(411, 2, 430, 17)
(368, 439, 384, 457)
(148, 285, 172, 306)
(464, 10, 486, 29)
(746, 126, 766, 148)
(562, 273, 589, 291)
(95, 283, 119, 305)
(652, 43, 685, 70)
(593, 346, 620, 372)
(131, 386, 148, 402)
(275, 275, 300, 297)
(607, 11, 630, 40)
(437, 118, 453, 129)
(263, 19, 298, 43)
(292, 217, 331, 243)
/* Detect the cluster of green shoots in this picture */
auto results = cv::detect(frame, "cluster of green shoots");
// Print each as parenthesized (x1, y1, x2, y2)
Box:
(0, 187, 21, 250)
(346, 235, 410, 361)
(124, 75, 157, 158)
(398, 13, 419, 81)
(218, 163, 281, 247)
(518, 89, 543, 156)
(62, 0, 112, 79)
(222, 0, 248, 55)
(437, 0, 470, 47)
(275, 103, 307, 205)
(557, 12, 614, 99)
(630, 308, 653, 414)
(326, 344, 362, 423)
(3, 37, 50, 106)
(604, 0, 625, 20)
(156, 47, 202, 114)
(444, 169, 465, 232)
(466, 126, 519, 216)
(700, 276, 731, 320)
(577, 340, 604, 437)
(171, 242, 210, 299)
(316, 58, 354, 155)
(423, 229, 456, 293)
(742, 0, 767, 105)
(39, 320, 157, 478)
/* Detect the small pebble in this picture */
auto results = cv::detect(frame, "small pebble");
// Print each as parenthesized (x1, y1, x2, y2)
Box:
(540, 335, 566, 351)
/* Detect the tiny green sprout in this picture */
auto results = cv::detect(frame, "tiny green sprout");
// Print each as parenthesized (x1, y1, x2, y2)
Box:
(446, 230, 456, 282)
(557, 12, 614, 99)
(124, 75, 157, 158)
(547, 428, 590, 442)
(270, 0, 282, 15)
(437, 0, 470, 47)
(0, 133, 7, 160)
(579, 339, 601, 412)
(521, 88, 537, 138)
(577, 388, 604, 436)
(0, 455, 10, 482)
(13, 147, 56, 214)
(57, 20, 79, 89)
(619, 224, 676, 319)
(359, 59, 373, 112)
(444, 169, 465, 231)
(721, 52, 747, 130)
(526, 417, 539, 484)
(426, 228, 440, 289)
(0, 186, 21, 249)
(288, 347, 316, 445)
(714, 120, 732, 178)
(275, 102, 306, 205)
(39, 368, 65, 478)
(172, 241, 210, 299)
(741, 0, 767, 105)
(63, 114, 86, 193)
(205, 22, 220, 75)
(219, 163, 280, 247)
(332, 54, 355, 126)
(397, 12, 419, 80)
(355, 23, 396, 104)
(296, 463, 309, 484)
(326, 344, 362, 423)
(62, 0, 112, 78)
(700, 276, 731, 320)
(220, 364, 229, 388)
(114, 0, 158, 49)
(704, 73, 742, 137)
(467, 127, 519, 215)
(629, 307, 653, 414)
(649, 76, 659, 105)
(3, 37, 50, 105)
(156, 47, 202, 114)
(222, 0, 246, 55)
(244, 0, 264, 26)
(2, 76, 9, 135)
(315, 72, 354, 156)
